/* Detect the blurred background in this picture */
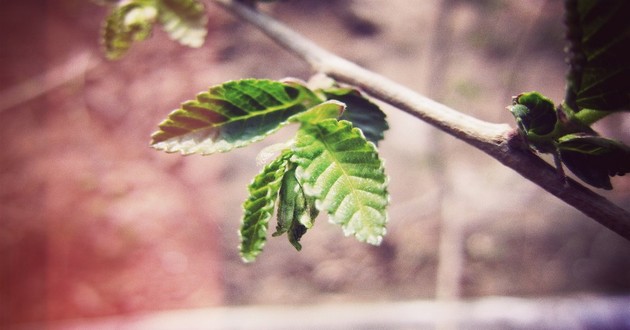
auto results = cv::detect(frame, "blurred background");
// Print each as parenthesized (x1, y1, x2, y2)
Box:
(1, 0, 629, 328)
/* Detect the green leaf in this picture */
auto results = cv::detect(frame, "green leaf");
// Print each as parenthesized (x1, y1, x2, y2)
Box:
(239, 151, 291, 262)
(102, 0, 158, 60)
(508, 91, 601, 146)
(322, 87, 389, 145)
(272, 164, 313, 251)
(288, 100, 345, 124)
(151, 79, 323, 155)
(156, 0, 208, 48)
(291, 119, 389, 245)
(558, 134, 630, 190)
(565, 0, 630, 112)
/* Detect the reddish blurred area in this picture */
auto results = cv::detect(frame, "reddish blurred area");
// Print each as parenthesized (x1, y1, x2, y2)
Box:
(0, 0, 225, 324)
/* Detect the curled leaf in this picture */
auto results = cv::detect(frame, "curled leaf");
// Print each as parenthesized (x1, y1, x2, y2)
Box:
(272, 164, 313, 251)
(239, 151, 291, 262)
(510, 92, 557, 137)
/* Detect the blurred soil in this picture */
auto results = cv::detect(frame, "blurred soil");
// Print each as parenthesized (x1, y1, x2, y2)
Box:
(1, 0, 630, 326)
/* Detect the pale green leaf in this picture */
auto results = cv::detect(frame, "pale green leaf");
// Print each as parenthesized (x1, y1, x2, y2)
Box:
(239, 151, 291, 262)
(291, 119, 389, 245)
(151, 79, 323, 155)
(288, 100, 345, 124)
(157, 0, 208, 48)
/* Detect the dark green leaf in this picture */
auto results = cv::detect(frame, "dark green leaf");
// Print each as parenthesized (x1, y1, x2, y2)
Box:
(558, 134, 630, 190)
(151, 79, 323, 155)
(323, 87, 389, 145)
(565, 0, 630, 112)
(287, 222, 308, 251)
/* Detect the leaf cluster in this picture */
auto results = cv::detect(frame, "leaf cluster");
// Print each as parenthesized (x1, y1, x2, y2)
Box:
(150, 79, 390, 262)
(508, 0, 630, 190)
(509, 92, 630, 190)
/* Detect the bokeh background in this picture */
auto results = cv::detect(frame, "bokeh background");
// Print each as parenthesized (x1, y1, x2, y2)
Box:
(1, 0, 629, 328)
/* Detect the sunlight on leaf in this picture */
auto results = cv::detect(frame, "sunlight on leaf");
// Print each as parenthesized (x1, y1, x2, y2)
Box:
(288, 100, 346, 124)
(292, 119, 389, 245)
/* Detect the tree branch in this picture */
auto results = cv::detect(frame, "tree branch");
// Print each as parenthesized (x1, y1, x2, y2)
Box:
(212, 0, 630, 240)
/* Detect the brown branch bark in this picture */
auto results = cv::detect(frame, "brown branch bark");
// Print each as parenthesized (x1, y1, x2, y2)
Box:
(212, 0, 630, 240)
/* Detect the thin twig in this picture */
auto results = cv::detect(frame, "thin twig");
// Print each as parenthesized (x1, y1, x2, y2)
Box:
(212, 0, 630, 240)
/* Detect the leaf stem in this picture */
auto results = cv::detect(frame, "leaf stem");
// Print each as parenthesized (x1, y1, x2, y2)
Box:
(211, 0, 630, 240)
(573, 108, 611, 126)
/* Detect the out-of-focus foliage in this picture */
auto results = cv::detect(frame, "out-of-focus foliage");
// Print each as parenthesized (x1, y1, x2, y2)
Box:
(99, 0, 207, 59)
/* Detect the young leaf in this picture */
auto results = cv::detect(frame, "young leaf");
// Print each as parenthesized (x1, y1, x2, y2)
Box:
(507, 91, 630, 189)
(272, 164, 313, 251)
(322, 87, 389, 145)
(102, 0, 158, 60)
(151, 79, 323, 155)
(288, 100, 346, 124)
(239, 151, 291, 262)
(156, 0, 208, 48)
(558, 134, 630, 190)
(291, 119, 389, 245)
(509, 92, 557, 137)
